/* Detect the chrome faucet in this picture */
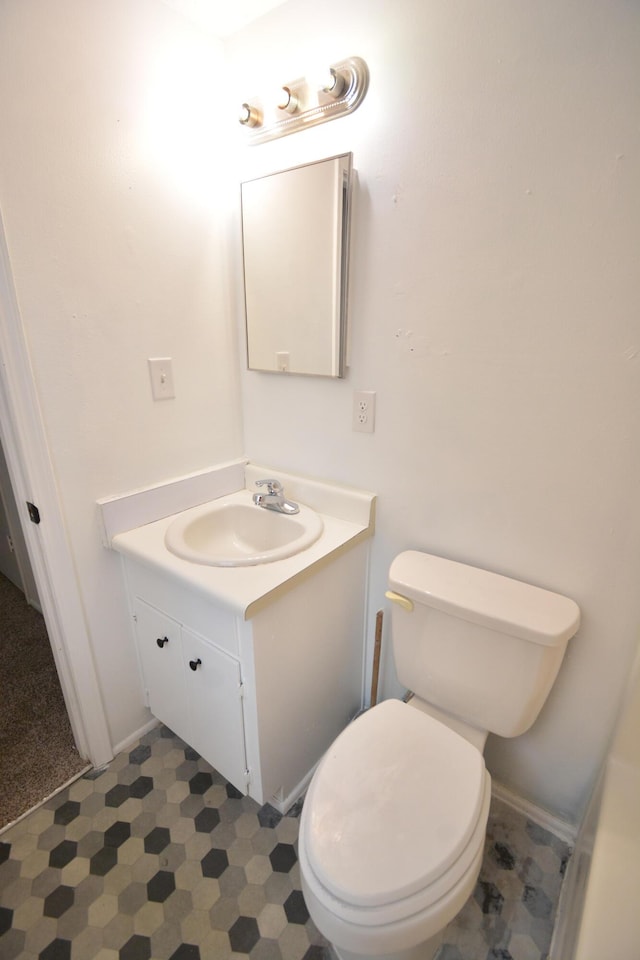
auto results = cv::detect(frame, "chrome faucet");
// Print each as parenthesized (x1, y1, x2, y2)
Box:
(252, 479, 300, 515)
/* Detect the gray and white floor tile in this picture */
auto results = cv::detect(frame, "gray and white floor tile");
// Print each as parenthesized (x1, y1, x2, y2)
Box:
(0, 724, 570, 960)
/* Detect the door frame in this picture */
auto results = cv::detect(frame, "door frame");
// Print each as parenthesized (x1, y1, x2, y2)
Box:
(0, 212, 112, 769)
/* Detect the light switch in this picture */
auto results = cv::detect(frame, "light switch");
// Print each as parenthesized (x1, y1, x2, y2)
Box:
(276, 351, 290, 372)
(148, 357, 175, 400)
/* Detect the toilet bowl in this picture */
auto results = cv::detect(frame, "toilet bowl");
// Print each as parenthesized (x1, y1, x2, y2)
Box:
(299, 550, 580, 960)
(300, 699, 491, 960)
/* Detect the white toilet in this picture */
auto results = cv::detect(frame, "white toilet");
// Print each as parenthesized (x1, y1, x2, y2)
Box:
(299, 550, 580, 960)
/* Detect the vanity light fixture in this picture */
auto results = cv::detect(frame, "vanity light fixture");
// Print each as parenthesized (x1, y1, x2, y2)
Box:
(238, 56, 369, 144)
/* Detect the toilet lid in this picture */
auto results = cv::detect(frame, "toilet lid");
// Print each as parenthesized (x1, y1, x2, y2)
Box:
(302, 699, 487, 908)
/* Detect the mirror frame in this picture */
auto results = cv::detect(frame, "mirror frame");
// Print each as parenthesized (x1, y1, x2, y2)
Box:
(240, 153, 352, 378)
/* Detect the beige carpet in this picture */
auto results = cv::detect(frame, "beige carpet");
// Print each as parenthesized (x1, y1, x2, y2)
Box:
(0, 572, 87, 829)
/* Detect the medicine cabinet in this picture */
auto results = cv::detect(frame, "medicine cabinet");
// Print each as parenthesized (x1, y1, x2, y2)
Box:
(241, 153, 352, 378)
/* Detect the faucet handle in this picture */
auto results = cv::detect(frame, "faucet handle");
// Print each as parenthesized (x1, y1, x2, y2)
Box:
(255, 478, 283, 496)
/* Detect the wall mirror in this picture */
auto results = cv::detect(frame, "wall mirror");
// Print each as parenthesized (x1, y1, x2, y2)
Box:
(240, 153, 352, 378)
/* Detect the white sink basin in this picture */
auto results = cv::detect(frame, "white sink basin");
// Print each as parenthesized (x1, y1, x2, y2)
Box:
(164, 491, 324, 567)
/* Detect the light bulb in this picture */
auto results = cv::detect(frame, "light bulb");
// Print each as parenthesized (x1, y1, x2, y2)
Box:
(276, 86, 298, 114)
(321, 68, 346, 98)
(238, 103, 261, 127)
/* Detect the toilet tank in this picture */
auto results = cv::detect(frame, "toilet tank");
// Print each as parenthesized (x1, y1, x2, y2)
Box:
(388, 551, 580, 738)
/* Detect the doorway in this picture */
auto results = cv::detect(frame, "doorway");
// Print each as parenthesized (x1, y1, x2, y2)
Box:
(0, 211, 112, 824)
(0, 437, 88, 828)
(0, 577, 88, 829)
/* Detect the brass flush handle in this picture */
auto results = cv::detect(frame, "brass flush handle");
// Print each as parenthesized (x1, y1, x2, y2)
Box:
(385, 590, 414, 613)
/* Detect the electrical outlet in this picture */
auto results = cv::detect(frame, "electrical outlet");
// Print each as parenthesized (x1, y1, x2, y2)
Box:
(353, 390, 376, 433)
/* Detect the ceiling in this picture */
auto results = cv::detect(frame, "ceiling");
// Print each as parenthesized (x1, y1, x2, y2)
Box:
(158, 0, 289, 37)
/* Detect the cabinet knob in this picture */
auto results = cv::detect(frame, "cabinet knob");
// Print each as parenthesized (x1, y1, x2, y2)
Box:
(156, 636, 169, 648)
(189, 658, 202, 671)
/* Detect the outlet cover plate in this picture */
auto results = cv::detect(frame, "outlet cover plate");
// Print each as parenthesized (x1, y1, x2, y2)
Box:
(353, 390, 375, 433)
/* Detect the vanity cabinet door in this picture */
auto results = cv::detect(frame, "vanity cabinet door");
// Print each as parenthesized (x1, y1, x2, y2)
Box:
(182, 628, 248, 795)
(134, 598, 187, 738)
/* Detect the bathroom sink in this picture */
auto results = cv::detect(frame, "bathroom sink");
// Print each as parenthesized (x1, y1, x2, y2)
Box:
(164, 492, 324, 567)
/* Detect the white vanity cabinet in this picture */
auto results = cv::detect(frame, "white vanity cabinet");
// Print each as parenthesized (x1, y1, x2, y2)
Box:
(133, 598, 248, 793)
(134, 599, 184, 738)
(121, 539, 368, 812)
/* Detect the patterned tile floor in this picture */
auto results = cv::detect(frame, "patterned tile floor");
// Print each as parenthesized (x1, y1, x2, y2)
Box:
(0, 724, 570, 960)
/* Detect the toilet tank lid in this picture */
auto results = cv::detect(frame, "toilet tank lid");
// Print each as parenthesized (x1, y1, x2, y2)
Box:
(389, 551, 580, 647)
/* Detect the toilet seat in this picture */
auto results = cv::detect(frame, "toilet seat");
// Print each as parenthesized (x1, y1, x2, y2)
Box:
(300, 699, 490, 929)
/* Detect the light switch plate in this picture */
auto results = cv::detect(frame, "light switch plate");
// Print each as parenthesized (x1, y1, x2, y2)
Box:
(148, 357, 175, 400)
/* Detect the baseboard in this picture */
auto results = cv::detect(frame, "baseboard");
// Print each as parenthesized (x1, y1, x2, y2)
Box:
(26, 593, 42, 614)
(111, 717, 159, 758)
(491, 781, 577, 844)
(269, 764, 318, 815)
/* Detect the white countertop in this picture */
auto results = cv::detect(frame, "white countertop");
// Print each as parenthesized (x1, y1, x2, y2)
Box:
(112, 483, 374, 619)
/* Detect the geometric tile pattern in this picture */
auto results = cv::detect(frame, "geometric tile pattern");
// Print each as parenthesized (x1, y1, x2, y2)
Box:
(0, 724, 570, 960)
(437, 798, 571, 960)
(0, 724, 326, 960)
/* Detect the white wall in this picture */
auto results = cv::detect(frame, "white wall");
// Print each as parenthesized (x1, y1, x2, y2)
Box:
(226, 0, 640, 822)
(0, 0, 244, 747)
(0, 0, 638, 824)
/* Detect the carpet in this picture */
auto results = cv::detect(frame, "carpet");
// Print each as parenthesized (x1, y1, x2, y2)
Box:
(0, 572, 87, 829)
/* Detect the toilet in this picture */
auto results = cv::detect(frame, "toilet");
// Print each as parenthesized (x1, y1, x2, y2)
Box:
(299, 550, 580, 960)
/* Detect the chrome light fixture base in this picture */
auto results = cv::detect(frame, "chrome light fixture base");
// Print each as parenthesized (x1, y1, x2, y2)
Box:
(239, 56, 369, 145)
